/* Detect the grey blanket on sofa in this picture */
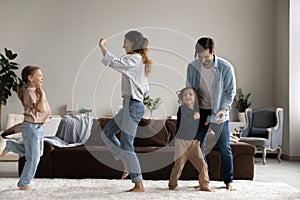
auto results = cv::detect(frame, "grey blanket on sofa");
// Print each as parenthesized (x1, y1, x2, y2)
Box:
(44, 114, 94, 147)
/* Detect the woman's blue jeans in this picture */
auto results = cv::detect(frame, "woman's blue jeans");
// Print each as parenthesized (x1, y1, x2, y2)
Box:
(6, 121, 44, 186)
(101, 96, 144, 183)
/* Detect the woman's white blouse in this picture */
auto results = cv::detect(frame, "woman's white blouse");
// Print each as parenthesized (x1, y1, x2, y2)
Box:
(102, 51, 149, 102)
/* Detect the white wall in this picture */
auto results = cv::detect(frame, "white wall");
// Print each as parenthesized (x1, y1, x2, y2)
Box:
(0, 0, 276, 120)
(275, 0, 290, 156)
(289, 0, 300, 158)
(2, 0, 297, 156)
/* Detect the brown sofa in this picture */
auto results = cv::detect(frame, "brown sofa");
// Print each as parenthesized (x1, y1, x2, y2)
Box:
(19, 118, 256, 181)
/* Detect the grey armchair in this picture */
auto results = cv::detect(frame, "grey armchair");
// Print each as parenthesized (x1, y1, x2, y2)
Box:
(239, 107, 284, 164)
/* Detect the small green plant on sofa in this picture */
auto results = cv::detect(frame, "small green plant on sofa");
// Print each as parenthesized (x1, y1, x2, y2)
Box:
(143, 95, 162, 116)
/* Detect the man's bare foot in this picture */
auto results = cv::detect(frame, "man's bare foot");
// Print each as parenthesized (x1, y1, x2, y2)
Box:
(121, 171, 129, 180)
(17, 184, 32, 190)
(226, 183, 235, 191)
(0, 148, 8, 157)
(126, 181, 145, 192)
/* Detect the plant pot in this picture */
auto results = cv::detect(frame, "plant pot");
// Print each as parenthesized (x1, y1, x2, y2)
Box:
(143, 107, 152, 119)
(238, 112, 246, 122)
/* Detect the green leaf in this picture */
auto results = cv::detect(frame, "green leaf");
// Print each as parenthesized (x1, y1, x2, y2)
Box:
(12, 84, 19, 92)
(9, 65, 19, 70)
(1, 98, 7, 106)
(9, 62, 19, 66)
(0, 54, 5, 60)
(5, 48, 13, 59)
(6, 89, 12, 96)
(0, 68, 5, 74)
(9, 53, 17, 60)
(234, 88, 251, 112)
(0, 57, 8, 66)
(8, 70, 17, 77)
(1, 48, 21, 106)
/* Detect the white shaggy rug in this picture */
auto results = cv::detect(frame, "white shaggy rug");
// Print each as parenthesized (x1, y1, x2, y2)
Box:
(0, 178, 299, 200)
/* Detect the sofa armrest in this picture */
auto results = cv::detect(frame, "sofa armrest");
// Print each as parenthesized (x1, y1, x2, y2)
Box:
(230, 142, 256, 156)
(43, 141, 55, 156)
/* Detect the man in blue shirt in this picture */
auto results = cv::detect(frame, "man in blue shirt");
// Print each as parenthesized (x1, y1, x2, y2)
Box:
(186, 37, 236, 190)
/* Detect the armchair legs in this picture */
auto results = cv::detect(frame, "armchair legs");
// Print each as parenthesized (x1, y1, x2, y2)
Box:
(262, 148, 267, 165)
(262, 147, 282, 165)
(277, 147, 282, 163)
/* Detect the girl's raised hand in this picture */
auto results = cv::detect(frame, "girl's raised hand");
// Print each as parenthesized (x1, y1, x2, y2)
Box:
(35, 87, 43, 96)
(99, 38, 107, 47)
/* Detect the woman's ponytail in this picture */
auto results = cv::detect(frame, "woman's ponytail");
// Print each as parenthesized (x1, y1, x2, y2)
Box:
(141, 37, 152, 76)
(125, 31, 153, 77)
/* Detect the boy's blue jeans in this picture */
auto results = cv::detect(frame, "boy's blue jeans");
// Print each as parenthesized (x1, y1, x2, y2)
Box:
(101, 96, 144, 183)
(6, 121, 44, 186)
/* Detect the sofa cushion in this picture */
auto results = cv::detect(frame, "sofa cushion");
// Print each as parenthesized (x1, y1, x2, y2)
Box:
(248, 127, 269, 139)
(85, 119, 106, 146)
(88, 118, 172, 147)
(134, 119, 171, 147)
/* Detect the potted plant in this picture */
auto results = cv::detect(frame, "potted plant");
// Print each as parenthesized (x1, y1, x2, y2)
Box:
(233, 88, 252, 122)
(143, 95, 162, 118)
(0, 48, 22, 129)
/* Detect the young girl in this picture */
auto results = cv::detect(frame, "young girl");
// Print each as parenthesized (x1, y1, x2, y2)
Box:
(98, 30, 151, 192)
(168, 87, 213, 192)
(1, 66, 51, 190)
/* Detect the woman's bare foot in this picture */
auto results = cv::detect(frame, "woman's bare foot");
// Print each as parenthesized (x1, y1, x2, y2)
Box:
(17, 184, 32, 190)
(195, 186, 214, 192)
(121, 171, 129, 180)
(200, 187, 215, 192)
(0, 148, 8, 157)
(126, 181, 145, 192)
(226, 183, 235, 191)
(168, 186, 177, 190)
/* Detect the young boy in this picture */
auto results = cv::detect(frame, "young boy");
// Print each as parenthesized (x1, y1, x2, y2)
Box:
(168, 87, 213, 192)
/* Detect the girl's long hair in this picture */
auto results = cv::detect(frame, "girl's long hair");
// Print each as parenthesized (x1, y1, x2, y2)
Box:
(125, 30, 152, 76)
(17, 65, 40, 107)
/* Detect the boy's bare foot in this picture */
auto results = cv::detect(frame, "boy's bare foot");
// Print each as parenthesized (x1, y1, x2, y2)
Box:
(17, 184, 32, 190)
(121, 171, 129, 180)
(226, 183, 235, 191)
(0, 148, 8, 157)
(126, 181, 145, 192)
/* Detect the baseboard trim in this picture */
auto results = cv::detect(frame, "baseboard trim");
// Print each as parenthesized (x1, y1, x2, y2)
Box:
(282, 154, 300, 162)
